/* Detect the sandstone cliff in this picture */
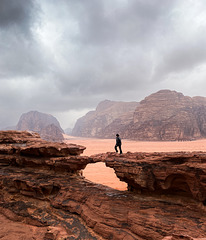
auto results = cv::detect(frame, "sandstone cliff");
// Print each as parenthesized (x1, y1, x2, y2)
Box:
(122, 90, 206, 141)
(16, 111, 64, 142)
(72, 90, 206, 141)
(72, 100, 138, 138)
(0, 131, 206, 239)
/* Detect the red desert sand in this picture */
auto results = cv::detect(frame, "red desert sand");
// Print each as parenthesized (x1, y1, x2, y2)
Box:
(64, 135, 206, 191)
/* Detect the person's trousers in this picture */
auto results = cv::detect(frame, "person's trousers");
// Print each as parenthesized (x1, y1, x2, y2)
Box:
(115, 145, 122, 154)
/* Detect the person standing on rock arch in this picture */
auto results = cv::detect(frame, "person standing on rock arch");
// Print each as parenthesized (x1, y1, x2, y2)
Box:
(115, 134, 122, 154)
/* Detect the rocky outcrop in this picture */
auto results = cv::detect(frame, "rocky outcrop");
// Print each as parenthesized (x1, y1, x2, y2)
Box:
(16, 111, 64, 142)
(72, 100, 138, 138)
(0, 130, 87, 171)
(0, 131, 206, 239)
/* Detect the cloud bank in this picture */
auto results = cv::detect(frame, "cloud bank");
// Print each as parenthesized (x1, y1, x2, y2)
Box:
(1, 0, 206, 129)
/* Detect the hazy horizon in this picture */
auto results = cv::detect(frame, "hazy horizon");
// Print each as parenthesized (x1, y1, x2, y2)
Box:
(1, 1, 206, 129)
(3, 88, 206, 131)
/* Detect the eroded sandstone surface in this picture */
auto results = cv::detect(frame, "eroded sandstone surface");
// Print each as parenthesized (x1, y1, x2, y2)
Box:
(94, 151, 206, 202)
(0, 131, 206, 240)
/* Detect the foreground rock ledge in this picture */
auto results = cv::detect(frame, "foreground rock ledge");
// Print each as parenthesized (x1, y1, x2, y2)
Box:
(94, 151, 206, 203)
(0, 131, 206, 240)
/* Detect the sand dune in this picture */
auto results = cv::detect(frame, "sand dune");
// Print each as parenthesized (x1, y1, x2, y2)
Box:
(64, 135, 206, 190)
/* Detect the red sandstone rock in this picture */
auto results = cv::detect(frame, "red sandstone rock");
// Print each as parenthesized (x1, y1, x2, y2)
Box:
(0, 130, 40, 144)
(0, 131, 88, 172)
(1, 131, 206, 239)
(1, 167, 206, 239)
(162, 234, 206, 240)
(101, 151, 206, 202)
(0, 130, 85, 156)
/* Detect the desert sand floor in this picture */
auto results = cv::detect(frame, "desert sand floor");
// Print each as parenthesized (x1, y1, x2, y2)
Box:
(64, 135, 206, 191)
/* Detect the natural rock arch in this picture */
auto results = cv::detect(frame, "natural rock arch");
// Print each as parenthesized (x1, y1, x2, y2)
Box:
(83, 162, 127, 190)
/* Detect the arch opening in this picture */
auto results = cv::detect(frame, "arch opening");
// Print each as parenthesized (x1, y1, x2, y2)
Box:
(83, 162, 127, 191)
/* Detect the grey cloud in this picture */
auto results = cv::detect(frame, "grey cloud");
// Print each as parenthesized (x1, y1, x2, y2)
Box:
(1, 0, 206, 130)
(0, 0, 50, 79)
(64, 0, 177, 46)
(0, 0, 37, 35)
(49, 0, 179, 99)
(154, 36, 206, 80)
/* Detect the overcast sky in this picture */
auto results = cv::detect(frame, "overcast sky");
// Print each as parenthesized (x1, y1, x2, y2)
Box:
(1, 0, 206, 129)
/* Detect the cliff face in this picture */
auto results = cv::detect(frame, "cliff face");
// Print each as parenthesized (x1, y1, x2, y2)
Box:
(123, 90, 206, 140)
(72, 90, 206, 141)
(0, 131, 206, 240)
(16, 111, 64, 142)
(71, 100, 139, 138)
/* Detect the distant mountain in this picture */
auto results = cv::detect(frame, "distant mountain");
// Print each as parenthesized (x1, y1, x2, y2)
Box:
(71, 100, 139, 138)
(72, 90, 206, 141)
(40, 123, 64, 142)
(121, 90, 206, 140)
(16, 111, 64, 142)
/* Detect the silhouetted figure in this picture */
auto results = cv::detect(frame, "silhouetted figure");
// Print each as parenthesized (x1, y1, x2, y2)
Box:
(115, 134, 122, 154)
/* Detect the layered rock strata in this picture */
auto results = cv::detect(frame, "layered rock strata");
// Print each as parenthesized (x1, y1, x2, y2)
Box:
(72, 100, 138, 138)
(0, 131, 206, 239)
(72, 90, 206, 141)
(122, 90, 206, 141)
(96, 152, 206, 202)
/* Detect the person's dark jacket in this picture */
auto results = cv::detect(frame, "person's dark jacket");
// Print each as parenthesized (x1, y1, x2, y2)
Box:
(116, 136, 122, 146)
